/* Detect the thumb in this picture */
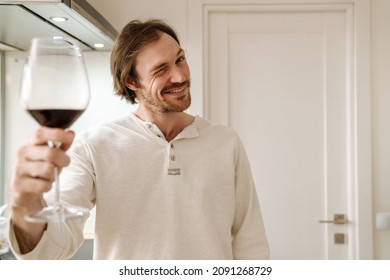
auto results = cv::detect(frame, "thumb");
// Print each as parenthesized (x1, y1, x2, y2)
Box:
(62, 130, 75, 151)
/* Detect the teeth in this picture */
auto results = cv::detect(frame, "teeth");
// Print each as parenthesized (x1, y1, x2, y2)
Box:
(166, 85, 186, 94)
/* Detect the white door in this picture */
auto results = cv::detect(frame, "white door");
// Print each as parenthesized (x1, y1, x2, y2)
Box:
(187, 1, 372, 260)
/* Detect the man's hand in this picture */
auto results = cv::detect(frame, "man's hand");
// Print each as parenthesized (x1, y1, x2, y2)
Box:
(9, 127, 75, 253)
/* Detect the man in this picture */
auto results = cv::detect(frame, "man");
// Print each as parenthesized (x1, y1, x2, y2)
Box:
(8, 19, 269, 259)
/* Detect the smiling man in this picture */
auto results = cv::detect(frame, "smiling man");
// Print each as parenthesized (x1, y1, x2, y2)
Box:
(123, 31, 194, 142)
(8, 19, 269, 260)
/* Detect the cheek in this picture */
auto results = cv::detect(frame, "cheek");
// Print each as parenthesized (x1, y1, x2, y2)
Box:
(183, 62, 191, 77)
(149, 77, 165, 97)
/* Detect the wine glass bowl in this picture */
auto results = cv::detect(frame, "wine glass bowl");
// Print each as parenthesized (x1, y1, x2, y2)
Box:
(21, 37, 89, 128)
(20, 37, 90, 222)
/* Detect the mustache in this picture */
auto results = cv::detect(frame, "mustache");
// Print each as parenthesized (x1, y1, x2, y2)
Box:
(162, 81, 190, 92)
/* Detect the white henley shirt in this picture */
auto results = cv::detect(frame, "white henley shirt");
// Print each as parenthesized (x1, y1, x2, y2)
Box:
(9, 113, 269, 259)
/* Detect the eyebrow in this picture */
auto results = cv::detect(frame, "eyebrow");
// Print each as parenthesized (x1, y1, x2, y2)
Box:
(150, 48, 184, 73)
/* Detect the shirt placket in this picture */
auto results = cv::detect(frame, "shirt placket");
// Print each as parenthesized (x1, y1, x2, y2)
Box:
(144, 120, 199, 176)
(167, 141, 181, 175)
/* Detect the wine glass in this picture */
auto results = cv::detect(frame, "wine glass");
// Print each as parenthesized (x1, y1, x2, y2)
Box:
(20, 37, 90, 223)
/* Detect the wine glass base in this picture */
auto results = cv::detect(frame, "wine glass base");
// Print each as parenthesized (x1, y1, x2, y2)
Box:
(25, 205, 89, 223)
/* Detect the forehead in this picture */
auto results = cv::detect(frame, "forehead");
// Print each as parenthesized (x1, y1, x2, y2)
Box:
(135, 33, 181, 73)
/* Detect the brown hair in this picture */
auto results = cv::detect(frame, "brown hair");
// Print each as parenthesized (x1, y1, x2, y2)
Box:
(110, 19, 180, 104)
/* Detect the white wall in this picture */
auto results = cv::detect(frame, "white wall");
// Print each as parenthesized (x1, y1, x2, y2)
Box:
(371, 0, 390, 260)
(88, 0, 188, 48)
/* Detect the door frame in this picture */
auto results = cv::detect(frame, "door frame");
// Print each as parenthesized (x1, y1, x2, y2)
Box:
(186, 0, 373, 259)
(0, 51, 5, 206)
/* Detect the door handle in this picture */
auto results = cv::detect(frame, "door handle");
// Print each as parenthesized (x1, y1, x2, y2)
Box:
(319, 214, 348, 225)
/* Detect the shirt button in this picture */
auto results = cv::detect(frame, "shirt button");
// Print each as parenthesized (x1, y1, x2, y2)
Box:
(146, 124, 152, 129)
(170, 155, 176, 161)
(170, 143, 174, 148)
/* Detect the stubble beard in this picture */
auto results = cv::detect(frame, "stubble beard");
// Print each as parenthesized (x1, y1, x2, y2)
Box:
(140, 82, 191, 114)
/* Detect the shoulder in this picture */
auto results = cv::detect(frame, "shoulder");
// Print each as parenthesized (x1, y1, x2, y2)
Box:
(78, 115, 136, 137)
(193, 116, 244, 153)
(72, 115, 139, 148)
(195, 116, 240, 140)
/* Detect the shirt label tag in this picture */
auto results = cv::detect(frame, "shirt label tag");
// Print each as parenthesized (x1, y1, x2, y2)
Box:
(168, 168, 181, 175)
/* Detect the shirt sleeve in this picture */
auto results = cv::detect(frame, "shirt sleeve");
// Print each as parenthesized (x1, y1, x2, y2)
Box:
(8, 215, 88, 259)
(8, 137, 96, 260)
(231, 137, 270, 259)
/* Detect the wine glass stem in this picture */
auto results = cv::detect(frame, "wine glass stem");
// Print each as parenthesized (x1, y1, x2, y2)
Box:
(53, 166, 61, 209)
(48, 140, 62, 210)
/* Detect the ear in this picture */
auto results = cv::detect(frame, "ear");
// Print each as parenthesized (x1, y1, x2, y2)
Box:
(125, 76, 138, 91)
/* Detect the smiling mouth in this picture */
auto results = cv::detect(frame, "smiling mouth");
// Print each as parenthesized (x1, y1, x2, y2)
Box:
(163, 83, 188, 95)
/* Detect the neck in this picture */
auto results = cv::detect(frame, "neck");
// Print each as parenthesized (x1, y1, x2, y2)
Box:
(134, 106, 194, 142)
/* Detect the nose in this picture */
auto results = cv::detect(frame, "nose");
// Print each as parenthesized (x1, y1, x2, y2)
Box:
(169, 65, 186, 83)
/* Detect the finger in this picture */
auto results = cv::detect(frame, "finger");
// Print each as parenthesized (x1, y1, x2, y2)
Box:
(15, 160, 55, 182)
(17, 145, 71, 168)
(11, 175, 53, 197)
(10, 184, 46, 210)
(29, 127, 75, 151)
(61, 130, 75, 151)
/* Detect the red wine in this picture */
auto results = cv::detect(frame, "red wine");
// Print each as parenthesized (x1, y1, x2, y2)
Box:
(27, 109, 84, 129)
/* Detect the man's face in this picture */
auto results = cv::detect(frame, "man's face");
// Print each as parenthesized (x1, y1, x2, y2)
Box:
(129, 32, 191, 114)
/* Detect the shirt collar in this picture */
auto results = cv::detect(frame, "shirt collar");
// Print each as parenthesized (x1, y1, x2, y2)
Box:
(130, 113, 200, 140)
(175, 116, 199, 140)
